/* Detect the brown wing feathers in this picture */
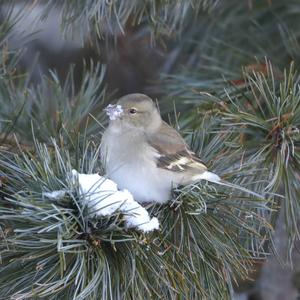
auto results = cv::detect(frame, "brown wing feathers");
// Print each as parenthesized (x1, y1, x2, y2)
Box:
(146, 122, 207, 173)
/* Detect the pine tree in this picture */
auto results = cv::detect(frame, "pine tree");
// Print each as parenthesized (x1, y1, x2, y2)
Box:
(0, 1, 299, 299)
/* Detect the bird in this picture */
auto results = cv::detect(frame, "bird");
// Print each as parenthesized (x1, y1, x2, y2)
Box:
(100, 93, 222, 204)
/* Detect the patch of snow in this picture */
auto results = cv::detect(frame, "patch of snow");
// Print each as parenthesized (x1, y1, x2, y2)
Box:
(104, 104, 123, 120)
(43, 190, 67, 200)
(71, 170, 159, 233)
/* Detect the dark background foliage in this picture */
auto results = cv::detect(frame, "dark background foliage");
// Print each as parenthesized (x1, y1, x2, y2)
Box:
(0, 1, 299, 299)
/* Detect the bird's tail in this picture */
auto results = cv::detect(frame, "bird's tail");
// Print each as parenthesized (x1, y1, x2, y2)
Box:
(193, 171, 264, 199)
(193, 171, 221, 183)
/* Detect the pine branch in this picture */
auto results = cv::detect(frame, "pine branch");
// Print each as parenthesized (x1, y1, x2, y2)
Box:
(164, 59, 299, 250)
(0, 129, 271, 299)
(3, 0, 220, 41)
(159, 0, 300, 109)
(0, 64, 108, 145)
(221, 62, 300, 244)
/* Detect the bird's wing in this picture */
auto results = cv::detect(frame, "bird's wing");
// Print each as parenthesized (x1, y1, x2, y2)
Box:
(146, 121, 207, 173)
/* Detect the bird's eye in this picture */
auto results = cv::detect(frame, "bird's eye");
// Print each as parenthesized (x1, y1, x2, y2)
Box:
(129, 108, 137, 114)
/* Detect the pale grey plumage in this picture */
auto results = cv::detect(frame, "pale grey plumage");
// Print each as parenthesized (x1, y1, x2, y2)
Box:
(101, 93, 220, 203)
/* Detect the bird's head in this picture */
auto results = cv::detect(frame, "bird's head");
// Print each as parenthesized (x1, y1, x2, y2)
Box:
(104, 93, 161, 132)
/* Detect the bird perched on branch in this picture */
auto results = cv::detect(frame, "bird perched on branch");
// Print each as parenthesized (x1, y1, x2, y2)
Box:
(100, 93, 221, 204)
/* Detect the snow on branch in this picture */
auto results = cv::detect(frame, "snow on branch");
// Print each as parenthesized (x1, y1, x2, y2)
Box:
(43, 170, 159, 233)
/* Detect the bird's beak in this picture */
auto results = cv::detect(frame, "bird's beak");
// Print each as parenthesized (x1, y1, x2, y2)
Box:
(104, 104, 124, 120)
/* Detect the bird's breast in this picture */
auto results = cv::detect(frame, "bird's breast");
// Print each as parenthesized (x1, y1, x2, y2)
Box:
(101, 129, 172, 203)
(102, 129, 155, 171)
